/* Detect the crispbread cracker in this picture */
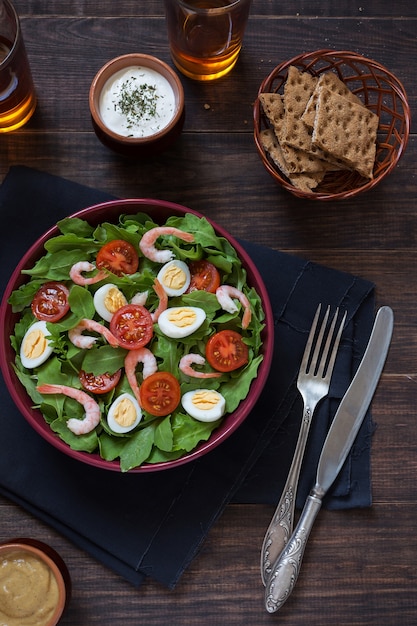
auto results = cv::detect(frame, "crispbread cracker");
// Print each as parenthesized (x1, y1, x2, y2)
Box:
(259, 129, 325, 191)
(259, 92, 331, 174)
(258, 92, 285, 126)
(312, 86, 378, 179)
(302, 72, 363, 128)
(281, 66, 345, 167)
(281, 66, 317, 151)
(288, 171, 326, 192)
(259, 128, 292, 178)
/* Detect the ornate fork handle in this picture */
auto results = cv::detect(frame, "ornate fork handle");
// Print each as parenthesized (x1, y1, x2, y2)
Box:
(260, 402, 317, 585)
(264, 488, 324, 613)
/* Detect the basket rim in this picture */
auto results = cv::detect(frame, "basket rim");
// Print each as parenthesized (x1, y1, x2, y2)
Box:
(253, 49, 411, 201)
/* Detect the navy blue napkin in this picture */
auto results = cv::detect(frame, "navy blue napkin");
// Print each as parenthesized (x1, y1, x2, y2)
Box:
(0, 166, 375, 588)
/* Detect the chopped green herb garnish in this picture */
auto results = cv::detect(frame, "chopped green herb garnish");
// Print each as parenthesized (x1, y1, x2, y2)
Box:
(113, 76, 160, 128)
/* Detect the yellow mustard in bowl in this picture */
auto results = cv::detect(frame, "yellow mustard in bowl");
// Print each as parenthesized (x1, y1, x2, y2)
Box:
(0, 541, 68, 626)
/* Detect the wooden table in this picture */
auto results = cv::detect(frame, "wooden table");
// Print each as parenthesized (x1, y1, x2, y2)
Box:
(1, 1, 416, 624)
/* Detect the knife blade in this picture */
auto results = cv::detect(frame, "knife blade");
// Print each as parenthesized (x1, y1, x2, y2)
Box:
(264, 305, 394, 613)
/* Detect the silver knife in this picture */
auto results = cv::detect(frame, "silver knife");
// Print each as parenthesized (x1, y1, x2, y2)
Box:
(264, 305, 394, 613)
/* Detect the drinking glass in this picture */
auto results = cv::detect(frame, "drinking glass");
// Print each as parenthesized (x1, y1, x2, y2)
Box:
(0, 0, 36, 132)
(163, 0, 252, 81)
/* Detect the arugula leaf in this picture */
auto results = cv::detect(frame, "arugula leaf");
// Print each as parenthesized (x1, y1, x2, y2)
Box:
(22, 250, 83, 280)
(51, 419, 99, 453)
(171, 412, 218, 452)
(57, 217, 95, 238)
(154, 416, 174, 452)
(120, 424, 156, 472)
(68, 285, 95, 319)
(81, 345, 126, 375)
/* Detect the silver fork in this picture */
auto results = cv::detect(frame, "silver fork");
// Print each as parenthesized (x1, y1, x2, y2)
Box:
(260, 304, 347, 586)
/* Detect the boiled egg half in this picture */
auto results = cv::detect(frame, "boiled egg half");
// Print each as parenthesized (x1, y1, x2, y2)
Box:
(20, 320, 54, 369)
(158, 306, 206, 339)
(93, 283, 127, 322)
(181, 389, 226, 422)
(157, 260, 191, 296)
(107, 393, 142, 434)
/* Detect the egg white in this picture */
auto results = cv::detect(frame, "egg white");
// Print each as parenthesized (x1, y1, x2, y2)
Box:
(93, 283, 127, 322)
(20, 320, 54, 369)
(107, 393, 142, 434)
(181, 389, 226, 422)
(157, 260, 191, 297)
(158, 306, 206, 339)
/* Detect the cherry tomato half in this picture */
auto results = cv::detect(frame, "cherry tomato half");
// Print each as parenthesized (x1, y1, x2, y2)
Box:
(96, 239, 139, 276)
(31, 281, 70, 322)
(79, 369, 122, 394)
(139, 371, 181, 417)
(205, 329, 249, 372)
(186, 260, 221, 293)
(109, 304, 153, 350)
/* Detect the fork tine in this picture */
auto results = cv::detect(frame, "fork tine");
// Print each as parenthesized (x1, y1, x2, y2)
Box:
(319, 309, 347, 381)
(314, 306, 338, 378)
(308, 305, 331, 375)
(299, 303, 322, 373)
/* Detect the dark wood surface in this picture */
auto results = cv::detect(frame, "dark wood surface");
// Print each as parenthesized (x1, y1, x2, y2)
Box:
(1, 1, 416, 624)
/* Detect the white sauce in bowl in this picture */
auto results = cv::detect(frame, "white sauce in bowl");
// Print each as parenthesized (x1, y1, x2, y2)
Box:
(99, 66, 176, 138)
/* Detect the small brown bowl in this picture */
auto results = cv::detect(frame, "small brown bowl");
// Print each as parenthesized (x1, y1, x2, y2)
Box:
(0, 538, 71, 625)
(89, 53, 185, 157)
(253, 49, 411, 201)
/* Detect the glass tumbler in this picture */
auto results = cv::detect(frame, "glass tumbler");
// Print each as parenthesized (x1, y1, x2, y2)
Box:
(163, 0, 252, 81)
(0, 0, 36, 132)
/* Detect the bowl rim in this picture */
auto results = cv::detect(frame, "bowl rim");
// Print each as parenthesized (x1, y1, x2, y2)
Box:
(253, 48, 411, 201)
(89, 53, 185, 144)
(0, 198, 274, 473)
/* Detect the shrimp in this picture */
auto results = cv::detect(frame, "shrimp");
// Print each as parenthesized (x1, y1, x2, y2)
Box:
(68, 318, 120, 349)
(151, 279, 168, 322)
(179, 354, 222, 379)
(216, 284, 252, 329)
(70, 261, 108, 286)
(36, 383, 101, 435)
(139, 226, 195, 263)
(131, 290, 149, 306)
(124, 347, 158, 404)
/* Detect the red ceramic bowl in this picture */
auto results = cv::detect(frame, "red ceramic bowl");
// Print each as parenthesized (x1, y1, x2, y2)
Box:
(0, 199, 274, 472)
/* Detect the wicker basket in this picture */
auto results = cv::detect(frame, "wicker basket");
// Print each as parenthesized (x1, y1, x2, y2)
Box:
(253, 49, 411, 201)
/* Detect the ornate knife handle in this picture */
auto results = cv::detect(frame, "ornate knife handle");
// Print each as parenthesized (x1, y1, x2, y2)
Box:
(264, 489, 323, 613)
(260, 404, 315, 586)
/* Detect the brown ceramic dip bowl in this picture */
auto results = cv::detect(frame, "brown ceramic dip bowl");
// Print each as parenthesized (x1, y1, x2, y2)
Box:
(89, 53, 185, 157)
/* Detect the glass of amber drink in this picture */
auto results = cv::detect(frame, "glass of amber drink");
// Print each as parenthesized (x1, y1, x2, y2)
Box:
(163, 0, 252, 81)
(0, 0, 36, 132)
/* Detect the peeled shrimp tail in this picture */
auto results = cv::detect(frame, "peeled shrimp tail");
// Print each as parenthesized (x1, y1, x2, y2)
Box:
(69, 318, 120, 349)
(124, 347, 158, 405)
(139, 226, 195, 263)
(131, 290, 149, 306)
(179, 354, 222, 379)
(216, 284, 252, 329)
(37, 383, 101, 435)
(70, 261, 107, 286)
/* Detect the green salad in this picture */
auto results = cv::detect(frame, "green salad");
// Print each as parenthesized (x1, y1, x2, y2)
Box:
(9, 211, 265, 471)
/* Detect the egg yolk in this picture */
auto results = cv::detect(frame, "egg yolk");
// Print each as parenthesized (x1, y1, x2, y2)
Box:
(191, 390, 220, 411)
(162, 265, 187, 291)
(104, 287, 127, 314)
(167, 307, 197, 328)
(23, 329, 48, 360)
(113, 398, 137, 427)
